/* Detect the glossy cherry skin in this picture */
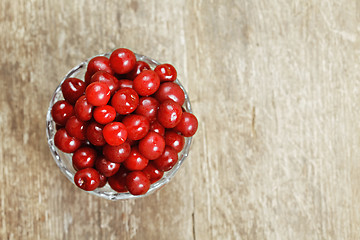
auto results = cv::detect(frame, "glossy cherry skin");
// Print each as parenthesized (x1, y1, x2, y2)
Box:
(125, 171, 150, 195)
(135, 97, 159, 123)
(118, 79, 134, 89)
(157, 100, 183, 128)
(74, 95, 93, 121)
(142, 162, 164, 183)
(109, 48, 136, 74)
(93, 105, 116, 125)
(154, 63, 177, 82)
(85, 82, 111, 106)
(123, 146, 149, 171)
(102, 142, 131, 163)
(108, 166, 128, 192)
(173, 112, 198, 137)
(111, 88, 139, 115)
(86, 122, 106, 146)
(138, 132, 165, 160)
(90, 71, 119, 96)
(153, 146, 179, 171)
(124, 61, 150, 80)
(61, 78, 86, 105)
(54, 128, 81, 153)
(51, 100, 74, 126)
(72, 147, 97, 171)
(133, 70, 160, 96)
(65, 116, 87, 140)
(98, 174, 107, 188)
(87, 56, 114, 77)
(165, 130, 185, 152)
(149, 120, 165, 136)
(154, 82, 185, 106)
(122, 114, 150, 140)
(95, 156, 120, 177)
(103, 122, 128, 146)
(74, 168, 101, 191)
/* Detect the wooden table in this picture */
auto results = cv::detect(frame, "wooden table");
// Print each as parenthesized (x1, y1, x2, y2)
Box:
(1, 0, 359, 239)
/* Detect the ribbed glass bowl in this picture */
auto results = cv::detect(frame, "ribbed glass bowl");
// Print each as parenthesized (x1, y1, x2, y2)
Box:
(46, 52, 193, 200)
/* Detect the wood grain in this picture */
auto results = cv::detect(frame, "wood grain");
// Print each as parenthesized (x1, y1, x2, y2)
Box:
(0, 0, 359, 239)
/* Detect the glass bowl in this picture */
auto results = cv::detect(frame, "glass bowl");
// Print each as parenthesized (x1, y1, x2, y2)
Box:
(46, 52, 193, 200)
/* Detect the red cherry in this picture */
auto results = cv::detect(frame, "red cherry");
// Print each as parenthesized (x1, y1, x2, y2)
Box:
(118, 79, 134, 89)
(85, 82, 111, 106)
(54, 128, 81, 153)
(109, 48, 136, 74)
(133, 70, 160, 96)
(111, 88, 139, 115)
(154, 63, 177, 82)
(84, 71, 92, 86)
(98, 174, 107, 188)
(108, 166, 128, 192)
(124, 61, 150, 80)
(125, 171, 150, 195)
(95, 156, 120, 177)
(142, 162, 164, 183)
(122, 114, 150, 140)
(72, 147, 97, 171)
(149, 120, 165, 136)
(157, 100, 183, 128)
(153, 146, 178, 171)
(138, 132, 165, 160)
(103, 122, 128, 146)
(154, 82, 185, 106)
(61, 78, 86, 105)
(87, 56, 113, 76)
(86, 122, 106, 146)
(102, 142, 131, 163)
(74, 95, 93, 121)
(135, 97, 159, 123)
(93, 105, 116, 125)
(74, 168, 101, 191)
(174, 112, 198, 137)
(65, 116, 87, 140)
(51, 100, 74, 126)
(90, 71, 119, 95)
(123, 146, 149, 171)
(165, 130, 185, 152)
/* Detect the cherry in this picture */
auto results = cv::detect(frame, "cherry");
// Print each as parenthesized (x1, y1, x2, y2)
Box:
(118, 79, 134, 89)
(173, 112, 198, 137)
(86, 122, 106, 146)
(102, 142, 131, 163)
(51, 100, 74, 126)
(124, 61, 150, 80)
(85, 82, 111, 106)
(157, 100, 183, 128)
(108, 166, 128, 192)
(84, 71, 92, 86)
(123, 146, 149, 171)
(135, 97, 159, 123)
(74, 95, 93, 121)
(138, 132, 165, 160)
(149, 120, 165, 136)
(154, 82, 185, 106)
(90, 71, 119, 95)
(61, 78, 86, 105)
(98, 174, 107, 188)
(93, 105, 116, 125)
(154, 63, 177, 82)
(95, 156, 120, 177)
(103, 122, 128, 146)
(74, 168, 101, 191)
(153, 146, 178, 171)
(125, 171, 150, 195)
(111, 88, 139, 115)
(133, 70, 160, 96)
(65, 116, 87, 140)
(164, 130, 185, 152)
(87, 56, 113, 77)
(54, 128, 81, 153)
(142, 162, 164, 183)
(122, 114, 150, 140)
(72, 147, 97, 171)
(109, 48, 136, 74)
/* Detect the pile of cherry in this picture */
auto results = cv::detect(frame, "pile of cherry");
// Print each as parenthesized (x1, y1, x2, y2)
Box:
(51, 48, 198, 196)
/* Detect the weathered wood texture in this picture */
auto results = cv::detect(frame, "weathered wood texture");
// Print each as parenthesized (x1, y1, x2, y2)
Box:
(0, 0, 359, 239)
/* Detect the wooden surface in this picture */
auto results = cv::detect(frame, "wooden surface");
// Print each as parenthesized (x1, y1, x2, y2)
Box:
(0, 0, 359, 239)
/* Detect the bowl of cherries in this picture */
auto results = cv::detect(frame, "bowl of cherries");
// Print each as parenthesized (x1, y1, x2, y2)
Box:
(46, 48, 198, 200)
